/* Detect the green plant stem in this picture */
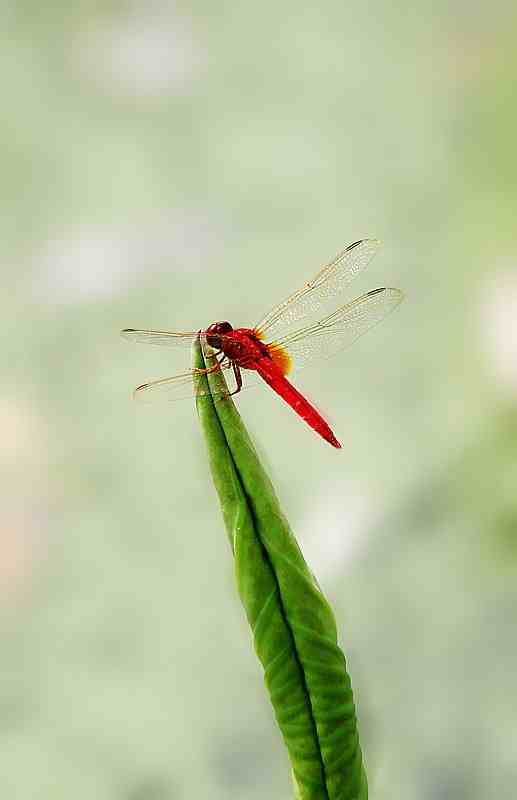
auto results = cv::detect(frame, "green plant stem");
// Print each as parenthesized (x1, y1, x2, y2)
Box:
(194, 338, 368, 800)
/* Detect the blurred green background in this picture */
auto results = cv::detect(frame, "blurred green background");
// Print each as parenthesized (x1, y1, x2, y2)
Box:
(2, 2, 517, 798)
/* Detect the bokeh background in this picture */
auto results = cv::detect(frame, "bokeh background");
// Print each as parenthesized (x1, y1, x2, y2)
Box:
(2, 2, 517, 798)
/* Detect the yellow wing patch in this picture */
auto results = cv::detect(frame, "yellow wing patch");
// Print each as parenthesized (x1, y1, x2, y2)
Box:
(255, 329, 292, 374)
(269, 343, 292, 375)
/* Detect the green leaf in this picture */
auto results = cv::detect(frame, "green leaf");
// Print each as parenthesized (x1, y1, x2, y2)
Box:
(193, 338, 368, 800)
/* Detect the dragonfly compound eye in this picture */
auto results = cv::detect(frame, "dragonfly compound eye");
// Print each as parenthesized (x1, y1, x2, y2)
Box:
(206, 321, 233, 348)
(213, 321, 233, 334)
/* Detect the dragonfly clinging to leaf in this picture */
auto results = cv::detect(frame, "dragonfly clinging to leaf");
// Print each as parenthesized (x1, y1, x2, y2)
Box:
(122, 239, 403, 448)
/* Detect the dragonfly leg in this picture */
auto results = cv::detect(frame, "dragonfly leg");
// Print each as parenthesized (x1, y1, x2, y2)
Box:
(193, 351, 224, 375)
(228, 363, 243, 396)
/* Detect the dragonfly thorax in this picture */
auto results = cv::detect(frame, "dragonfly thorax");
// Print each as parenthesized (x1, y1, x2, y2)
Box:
(206, 320, 233, 348)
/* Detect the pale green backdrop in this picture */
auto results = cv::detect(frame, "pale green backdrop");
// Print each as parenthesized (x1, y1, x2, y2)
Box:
(1, 2, 517, 798)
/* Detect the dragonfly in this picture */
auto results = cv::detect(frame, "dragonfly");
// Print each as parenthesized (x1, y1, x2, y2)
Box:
(122, 239, 403, 448)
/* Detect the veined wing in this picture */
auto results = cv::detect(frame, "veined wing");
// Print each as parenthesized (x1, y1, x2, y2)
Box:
(268, 287, 404, 371)
(132, 361, 239, 403)
(121, 328, 241, 355)
(255, 239, 382, 341)
(121, 328, 200, 346)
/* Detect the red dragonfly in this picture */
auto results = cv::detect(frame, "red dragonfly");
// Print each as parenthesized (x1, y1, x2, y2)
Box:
(122, 239, 403, 448)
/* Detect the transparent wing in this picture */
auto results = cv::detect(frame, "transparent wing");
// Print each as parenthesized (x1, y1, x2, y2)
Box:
(121, 328, 242, 356)
(132, 362, 240, 403)
(255, 239, 382, 341)
(121, 328, 200, 346)
(129, 289, 402, 403)
(268, 287, 404, 370)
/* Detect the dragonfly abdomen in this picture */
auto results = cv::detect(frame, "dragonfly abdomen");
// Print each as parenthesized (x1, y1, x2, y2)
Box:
(254, 359, 341, 449)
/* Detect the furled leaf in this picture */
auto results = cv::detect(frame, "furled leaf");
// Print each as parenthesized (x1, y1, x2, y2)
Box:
(193, 338, 368, 800)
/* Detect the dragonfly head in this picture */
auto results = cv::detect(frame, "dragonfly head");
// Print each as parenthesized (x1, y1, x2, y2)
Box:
(206, 321, 233, 348)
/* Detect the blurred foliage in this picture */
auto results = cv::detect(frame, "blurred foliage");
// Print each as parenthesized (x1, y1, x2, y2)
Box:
(1, 1, 516, 799)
